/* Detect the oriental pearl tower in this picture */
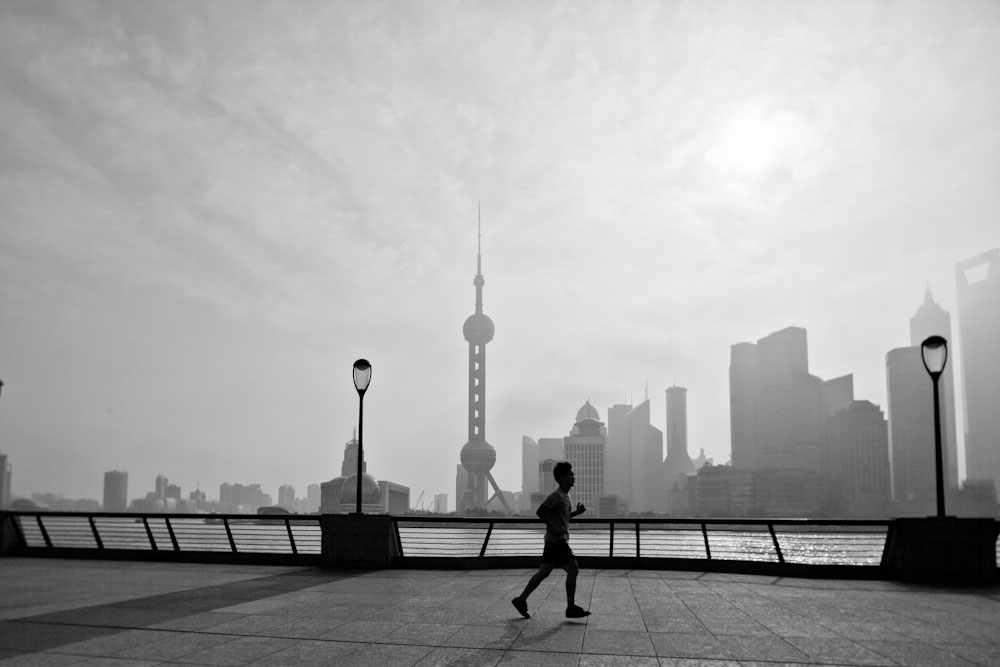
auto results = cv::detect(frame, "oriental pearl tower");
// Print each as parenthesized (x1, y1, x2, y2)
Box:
(458, 214, 511, 514)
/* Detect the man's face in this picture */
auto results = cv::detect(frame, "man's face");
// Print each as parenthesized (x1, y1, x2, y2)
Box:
(560, 469, 575, 489)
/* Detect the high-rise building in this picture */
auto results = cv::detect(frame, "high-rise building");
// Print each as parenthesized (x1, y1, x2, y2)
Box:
(537, 459, 559, 495)
(322, 433, 379, 514)
(521, 436, 538, 507)
(455, 464, 468, 513)
(563, 401, 606, 510)
(278, 484, 296, 509)
(730, 327, 827, 474)
(306, 484, 320, 512)
(886, 346, 937, 511)
(664, 387, 695, 514)
(664, 387, 695, 481)
(458, 219, 509, 513)
(605, 403, 633, 497)
(627, 399, 664, 513)
(955, 249, 1000, 493)
(102, 470, 128, 512)
(433, 493, 448, 513)
(826, 400, 890, 516)
(537, 438, 564, 462)
(0, 451, 11, 510)
(909, 288, 959, 489)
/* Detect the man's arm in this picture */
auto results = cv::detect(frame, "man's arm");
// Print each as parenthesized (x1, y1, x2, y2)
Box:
(571, 503, 586, 518)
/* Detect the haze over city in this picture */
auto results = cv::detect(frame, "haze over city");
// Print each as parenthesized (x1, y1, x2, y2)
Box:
(1, 1, 998, 507)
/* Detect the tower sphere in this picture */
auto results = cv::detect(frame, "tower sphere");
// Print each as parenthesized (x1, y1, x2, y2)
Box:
(463, 313, 495, 344)
(461, 440, 496, 473)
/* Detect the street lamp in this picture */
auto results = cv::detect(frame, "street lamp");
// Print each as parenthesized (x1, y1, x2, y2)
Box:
(352, 359, 372, 514)
(920, 335, 948, 518)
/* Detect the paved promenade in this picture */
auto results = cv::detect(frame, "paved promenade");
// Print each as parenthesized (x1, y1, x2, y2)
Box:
(0, 559, 998, 666)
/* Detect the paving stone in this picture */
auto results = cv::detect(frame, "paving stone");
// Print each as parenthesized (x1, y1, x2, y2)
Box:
(445, 624, 525, 650)
(512, 627, 585, 653)
(496, 649, 581, 666)
(582, 629, 656, 656)
(413, 646, 506, 667)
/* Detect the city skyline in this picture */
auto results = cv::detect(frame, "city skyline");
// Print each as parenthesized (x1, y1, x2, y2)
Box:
(0, 2, 998, 503)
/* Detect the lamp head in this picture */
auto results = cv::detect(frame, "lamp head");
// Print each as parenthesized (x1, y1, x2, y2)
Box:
(920, 336, 948, 378)
(352, 359, 372, 395)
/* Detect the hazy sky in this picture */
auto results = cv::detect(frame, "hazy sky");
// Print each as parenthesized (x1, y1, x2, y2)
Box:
(1, 0, 998, 505)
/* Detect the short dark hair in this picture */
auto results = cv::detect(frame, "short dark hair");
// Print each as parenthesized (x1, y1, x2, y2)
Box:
(553, 461, 572, 481)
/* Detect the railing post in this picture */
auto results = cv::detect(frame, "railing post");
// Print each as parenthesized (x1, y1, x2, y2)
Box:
(88, 516, 104, 550)
(768, 523, 784, 563)
(609, 521, 614, 557)
(635, 521, 640, 558)
(36, 515, 53, 548)
(142, 517, 158, 550)
(393, 518, 404, 558)
(701, 523, 711, 560)
(285, 519, 298, 554)
(479, 522, 494, 558)
(223, 517, 237, 553)
(164, 517, 180, 551)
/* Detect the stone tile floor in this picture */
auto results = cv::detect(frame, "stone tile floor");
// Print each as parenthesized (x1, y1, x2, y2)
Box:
(0, 559, 998, 666)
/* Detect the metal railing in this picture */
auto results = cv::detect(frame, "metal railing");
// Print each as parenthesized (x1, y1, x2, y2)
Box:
(5, 512, 996, 577)
(2, 511, 322, 565)
(392, 516, 893, 570)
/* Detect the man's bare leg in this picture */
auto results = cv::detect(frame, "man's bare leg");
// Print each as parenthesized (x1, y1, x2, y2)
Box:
(563, 560, 590, 618)
(512, 563, 554, 618)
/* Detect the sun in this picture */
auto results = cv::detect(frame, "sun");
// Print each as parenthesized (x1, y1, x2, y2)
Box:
(705, 103, 812, 183)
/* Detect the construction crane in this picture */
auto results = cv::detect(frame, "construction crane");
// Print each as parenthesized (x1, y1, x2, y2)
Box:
(414, 490, 425, 512)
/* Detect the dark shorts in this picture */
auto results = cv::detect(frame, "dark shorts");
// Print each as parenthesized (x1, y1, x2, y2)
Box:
(541, 540, 575, 566)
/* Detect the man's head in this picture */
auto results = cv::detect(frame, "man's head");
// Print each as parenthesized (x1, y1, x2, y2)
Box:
(553, 461, 574, 489)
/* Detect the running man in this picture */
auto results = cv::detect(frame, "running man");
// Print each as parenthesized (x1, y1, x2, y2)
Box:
(511, 461, 591, 619)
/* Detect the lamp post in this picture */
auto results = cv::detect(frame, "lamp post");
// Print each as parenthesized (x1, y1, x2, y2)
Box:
(920, 336, 948, 518)
(352, 359, 372, 514)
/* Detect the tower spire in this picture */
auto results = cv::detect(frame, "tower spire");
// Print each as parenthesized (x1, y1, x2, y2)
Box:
(474, 204, 484, 315)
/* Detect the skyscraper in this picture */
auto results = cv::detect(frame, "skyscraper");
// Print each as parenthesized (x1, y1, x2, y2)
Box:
(103, 470, 128, 512)
(664, 386, 695, 481)
(278, 484, 296, 508)
(909, 288, 959, 489)
(563, 401, 606, 510)
(627, 399, 664, 512)
(729, 327, 826, 474)
(826, 400, 890, 516)
(664, 386, 695, 514)
(886, 346, 936, 511)
(458, 219, 509, 513)
(521, 436, 538, 508)
(955, 248, 1000, 493)
(0, 451, 11, 510)
(604, 403, 633, 497)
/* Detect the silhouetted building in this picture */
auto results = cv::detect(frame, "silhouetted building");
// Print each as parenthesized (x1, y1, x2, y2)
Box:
(826, 400, 890, 516)
(955, 249, 1000, 495)
(626, 399, 664, 512)
(433, 493, 447, 513)
(538, 459, 559, 495)
(379, 480, 410, 515)
(664, 386, 695, 513)
(696, 465, 754, 516)
(910, 287, 960, 490)
(605, 403, 633, 498)
(102, 470, 128, 512)
(886, 346, 937, 513)
(564, 401, 606, 510)
(455, 464, 468, 512)
(597, 494, 628, 518)
(0, 451, 12, 510)
(306, 484, 320, 513)
(322, 433, 378, 514)
(458, 222, 508, 513)
(521, 436, 538, 511)
(219, 483, 270, 513)
(278, 484, 295, 509)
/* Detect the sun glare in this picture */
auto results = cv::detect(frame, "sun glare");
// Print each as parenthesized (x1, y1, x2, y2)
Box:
(706, 104, 813, 183)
